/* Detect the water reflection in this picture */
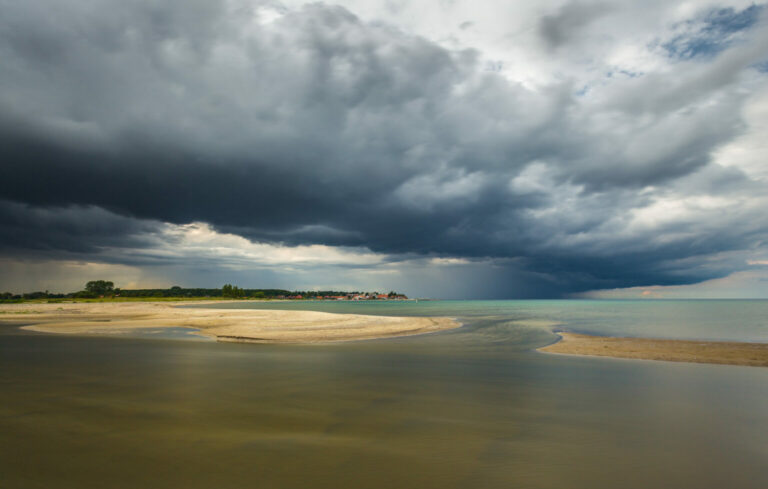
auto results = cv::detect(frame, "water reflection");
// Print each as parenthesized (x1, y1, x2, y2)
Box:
(2, 304, 768, 489)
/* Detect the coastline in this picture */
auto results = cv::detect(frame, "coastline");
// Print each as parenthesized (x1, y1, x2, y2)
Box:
(0, 301, 459, 344)
(539, 332, 768, 367)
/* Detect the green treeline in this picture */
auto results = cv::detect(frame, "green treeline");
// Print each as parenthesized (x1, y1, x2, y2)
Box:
(0, 281, 407, 302)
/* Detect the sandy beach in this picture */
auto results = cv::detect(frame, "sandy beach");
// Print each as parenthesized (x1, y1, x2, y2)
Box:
(0, 301, 459, 343)
(540, 332, 768, 367)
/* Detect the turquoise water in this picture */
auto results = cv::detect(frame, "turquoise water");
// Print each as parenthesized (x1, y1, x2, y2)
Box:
(2, 300, 768, 488)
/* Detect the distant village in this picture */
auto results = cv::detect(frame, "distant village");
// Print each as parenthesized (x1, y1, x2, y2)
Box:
(276, 292, 409, 301)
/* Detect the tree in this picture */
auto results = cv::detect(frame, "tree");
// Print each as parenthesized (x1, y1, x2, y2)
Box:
(85, 280, 114, 296)
(222, 284, 244, 298)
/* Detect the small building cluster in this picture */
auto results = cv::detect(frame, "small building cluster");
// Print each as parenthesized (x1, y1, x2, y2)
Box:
(274, 293, 409, 301)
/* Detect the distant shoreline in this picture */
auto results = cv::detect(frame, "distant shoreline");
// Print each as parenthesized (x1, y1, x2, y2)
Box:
(0, 297, 421, 305)
(539, 332, 768, 367)
(0, 301, 458, 344)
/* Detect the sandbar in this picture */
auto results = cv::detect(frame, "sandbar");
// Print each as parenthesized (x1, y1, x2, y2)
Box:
(0, 302, 459, 343)
(539, 332, 768, 367)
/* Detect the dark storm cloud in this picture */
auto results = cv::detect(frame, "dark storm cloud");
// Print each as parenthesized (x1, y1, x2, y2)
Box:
(0, 200, 161, 256)
(1, 0, 767, 296)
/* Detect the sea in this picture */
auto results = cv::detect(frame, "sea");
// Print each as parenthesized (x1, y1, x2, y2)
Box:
(1, 299, 767, 488)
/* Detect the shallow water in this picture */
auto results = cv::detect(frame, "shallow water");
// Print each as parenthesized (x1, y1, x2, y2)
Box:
(201, 298, 768, 342)
(2, 300, 768, 488)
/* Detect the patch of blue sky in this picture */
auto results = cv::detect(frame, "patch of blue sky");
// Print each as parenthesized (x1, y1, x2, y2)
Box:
(605, 69, 642, 79)
(663, 4, 764, 60)
(753, 60, 768, 73)
(484, 60, 504, 72)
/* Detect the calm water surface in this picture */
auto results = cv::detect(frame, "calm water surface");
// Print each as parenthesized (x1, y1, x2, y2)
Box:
(2, 300, 767, 488)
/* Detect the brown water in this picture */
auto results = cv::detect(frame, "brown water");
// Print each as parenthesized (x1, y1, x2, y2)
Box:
(2, 302, 768, 488)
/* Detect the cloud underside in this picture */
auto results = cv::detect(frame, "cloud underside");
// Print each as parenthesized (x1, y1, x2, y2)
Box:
(1, 0, 768, 297)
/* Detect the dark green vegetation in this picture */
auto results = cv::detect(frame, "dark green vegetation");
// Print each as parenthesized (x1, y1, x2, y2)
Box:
(221, 284, 246, 298)
(1, 281, 407, 302)
(85, 280, 115, 296)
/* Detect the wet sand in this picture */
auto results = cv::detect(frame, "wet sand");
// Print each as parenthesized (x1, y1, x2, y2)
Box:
(540, 332, 768, 367)
(0, 302, 459, 343)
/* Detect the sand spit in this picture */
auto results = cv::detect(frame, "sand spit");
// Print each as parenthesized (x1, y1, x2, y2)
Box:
(540, 332, 768, 367)
(0, 302, 459, 343)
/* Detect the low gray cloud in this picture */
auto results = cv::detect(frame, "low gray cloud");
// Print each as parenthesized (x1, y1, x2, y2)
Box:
(0, 200, 162, 256)
(1, 0, 767, 297)
(538, 2, 612, 50)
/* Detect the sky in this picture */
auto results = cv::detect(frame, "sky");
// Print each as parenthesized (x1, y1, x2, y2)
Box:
(1, 0, 767, 298)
